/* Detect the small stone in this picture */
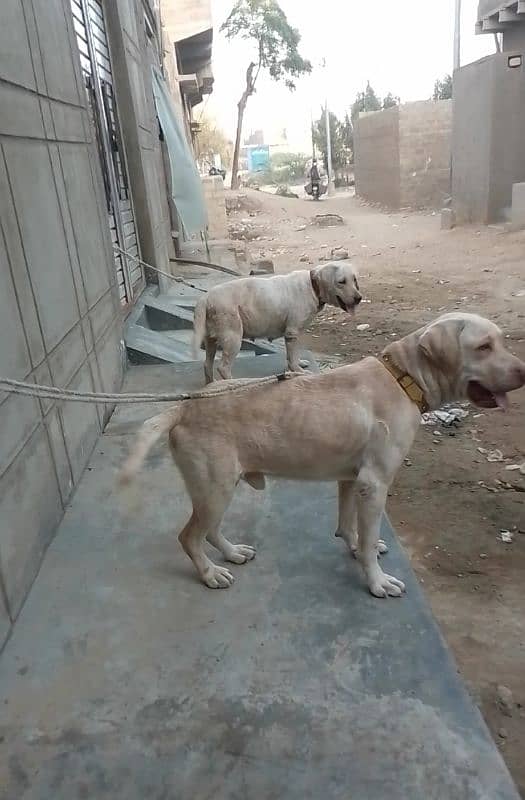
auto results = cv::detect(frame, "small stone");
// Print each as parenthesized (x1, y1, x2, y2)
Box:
(497, 685, 514, 717)
(479, 553, 488, 559)
(498, 727, 508, 739)
(356, 323, 370, 331)
(331, 247, 349, 260)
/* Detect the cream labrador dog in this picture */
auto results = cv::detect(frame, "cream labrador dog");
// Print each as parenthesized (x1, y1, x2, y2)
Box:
(193, 261, 361, 383)
(120, 313, 525, 598)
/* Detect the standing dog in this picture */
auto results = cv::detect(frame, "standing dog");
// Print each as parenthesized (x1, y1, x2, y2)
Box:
(120, 313, 525, 598)
(193, 261, 361, 383)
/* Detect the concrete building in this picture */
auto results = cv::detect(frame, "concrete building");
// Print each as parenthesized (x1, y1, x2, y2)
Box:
(354, 100, 452, 210)
(0, 0, 209, 647)
(451, 2, 525, 224)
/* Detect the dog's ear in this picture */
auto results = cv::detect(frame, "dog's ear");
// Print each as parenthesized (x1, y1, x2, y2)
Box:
(418, 320, 464, 371)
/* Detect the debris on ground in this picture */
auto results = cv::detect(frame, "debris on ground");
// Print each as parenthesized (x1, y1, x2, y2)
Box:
(311, 213, 345, 227)
(225, 192, 262, 214)
(228, 222, 264, 241)
(421, 405, 469, 427)
(496, 685, 515, 717)
(331, 247, 349, 260)
(499, 530, 514, 543)
(275, 185, 299, 199)
(250, 258, 274, 273)
(299, 254, 311, 263)
(505, 462, 525, 474)
(477, 447, 504, 463)
(356, 323, 370, 331)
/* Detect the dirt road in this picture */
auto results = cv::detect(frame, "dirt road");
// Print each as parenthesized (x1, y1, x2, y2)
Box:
(228, 188, 525, 795)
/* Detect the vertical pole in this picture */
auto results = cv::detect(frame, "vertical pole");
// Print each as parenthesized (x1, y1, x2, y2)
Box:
(453, 0, 461, 72)
(325, 100, 334, 195)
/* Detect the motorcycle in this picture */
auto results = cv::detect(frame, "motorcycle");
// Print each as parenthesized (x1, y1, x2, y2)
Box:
(304, 178, 327, 200)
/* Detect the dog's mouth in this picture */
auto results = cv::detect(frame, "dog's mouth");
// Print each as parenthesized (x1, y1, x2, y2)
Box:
(337, 297, 353, 313)
(467, 380, 509, 410)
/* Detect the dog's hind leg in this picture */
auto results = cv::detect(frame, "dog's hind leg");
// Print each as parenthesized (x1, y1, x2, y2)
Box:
(217, 323, 242, 381)
(204, 337, 217, 384)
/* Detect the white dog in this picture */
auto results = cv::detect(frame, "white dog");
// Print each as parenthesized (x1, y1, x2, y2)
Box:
(192, 261, 361, 383)
(120, 313, 525, 599)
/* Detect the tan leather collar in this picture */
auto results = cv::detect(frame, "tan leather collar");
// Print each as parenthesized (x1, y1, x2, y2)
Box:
(381, 353, 429, 414)
(309, 271, 325, 310)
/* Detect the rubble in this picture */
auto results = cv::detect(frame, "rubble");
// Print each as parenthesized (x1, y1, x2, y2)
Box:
(331, 247, 349, 260)
(496, 685, 514, 717)
(421, 405, 469, 427)
(311, 213, 345, 227)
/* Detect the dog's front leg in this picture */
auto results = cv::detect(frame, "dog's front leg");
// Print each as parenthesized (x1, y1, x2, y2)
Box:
(285, 332, 304, 372)
(336, 481, 388, 556)
(356, 471, 405, 598)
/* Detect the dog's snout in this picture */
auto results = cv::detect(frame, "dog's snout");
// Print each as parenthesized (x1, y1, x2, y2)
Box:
(354, 293, 362, 305)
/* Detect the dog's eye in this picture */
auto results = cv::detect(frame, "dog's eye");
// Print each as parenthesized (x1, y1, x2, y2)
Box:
(338, 278, 346, 285)
(477, 342, 492, 352)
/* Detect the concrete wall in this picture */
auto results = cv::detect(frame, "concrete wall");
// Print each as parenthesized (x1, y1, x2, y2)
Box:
(399, 100, 452, 209)
(453, 53, 525, 223)
(354, 101, 452, 209)
(202, 176, 227, 239)
(105, 0, 174, 270)
(0, 0, 125, 640)
(354, 107, 400, 208)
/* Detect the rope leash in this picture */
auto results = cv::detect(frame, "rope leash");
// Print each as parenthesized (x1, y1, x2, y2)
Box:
(113, 245, 207, 293)
(0, 373, 295, 405)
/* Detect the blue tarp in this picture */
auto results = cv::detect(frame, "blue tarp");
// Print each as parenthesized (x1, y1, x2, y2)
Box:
(151, 67, 207, 237)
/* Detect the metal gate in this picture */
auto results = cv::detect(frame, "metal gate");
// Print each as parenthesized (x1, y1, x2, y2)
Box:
(71, 0, 142, 306)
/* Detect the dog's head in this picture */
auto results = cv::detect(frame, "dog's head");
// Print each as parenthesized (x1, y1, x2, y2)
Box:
(416, 312, 525, 409)
(313, 261, 362, 312)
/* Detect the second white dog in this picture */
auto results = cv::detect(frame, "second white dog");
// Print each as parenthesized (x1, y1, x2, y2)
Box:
(193, 261, 362, 383)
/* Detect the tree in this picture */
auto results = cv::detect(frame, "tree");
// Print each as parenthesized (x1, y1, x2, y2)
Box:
(312, 109, 353, 170)
(382, 92, 400, 109)
(433, 74, 452, 100)
(351, 81, 382, 123)
(270, 151, 309, 183)
(195, 116, 233, 168)
(221, 0, 311, 189)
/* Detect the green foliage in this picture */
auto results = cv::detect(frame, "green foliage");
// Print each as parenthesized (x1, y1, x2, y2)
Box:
(382, 92, 400, 109)
(270, 151, 309, 182)
(313, 110, 352, 170)
(433, 74, 452, 100)
(221, 0, 312, 90)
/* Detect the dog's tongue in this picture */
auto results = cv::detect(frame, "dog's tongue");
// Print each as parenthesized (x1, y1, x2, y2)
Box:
(494, 392, 509, 410)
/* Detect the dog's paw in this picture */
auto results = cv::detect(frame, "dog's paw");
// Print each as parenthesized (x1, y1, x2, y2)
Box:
(368, 570, 405, 598)
(377, 539, 388, 555)
(225, 544, 256, 565)
(202, 565, 235, 589)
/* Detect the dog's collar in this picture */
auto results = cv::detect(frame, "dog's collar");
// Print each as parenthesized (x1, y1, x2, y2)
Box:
(309, 271, 325, 310)
(381, 354, 429, 414)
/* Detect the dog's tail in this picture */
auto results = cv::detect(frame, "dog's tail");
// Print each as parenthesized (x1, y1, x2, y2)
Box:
(192, 296, 207, 358)
(118, 405, 183, 491)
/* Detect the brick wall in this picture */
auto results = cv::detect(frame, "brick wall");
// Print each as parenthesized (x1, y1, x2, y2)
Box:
(354, 107, 400, 207)
(399, 100, 452, 209)
(354, 100, 452, 210)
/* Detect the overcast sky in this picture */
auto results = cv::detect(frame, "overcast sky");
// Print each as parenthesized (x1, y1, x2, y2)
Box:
(203, 0, 494, 151)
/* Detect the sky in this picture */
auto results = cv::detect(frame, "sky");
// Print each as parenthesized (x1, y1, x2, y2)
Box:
(201, 0, 495, 152)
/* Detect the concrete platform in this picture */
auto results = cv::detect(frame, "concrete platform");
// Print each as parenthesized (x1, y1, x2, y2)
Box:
(0, 361, 519, 800)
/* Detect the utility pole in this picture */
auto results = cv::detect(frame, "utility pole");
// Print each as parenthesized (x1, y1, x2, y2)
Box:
(453, 0, 461, 72)
(321, 58, 334, 195)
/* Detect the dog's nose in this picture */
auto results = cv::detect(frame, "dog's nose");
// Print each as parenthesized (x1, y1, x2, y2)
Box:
(354, 293, 362, 305)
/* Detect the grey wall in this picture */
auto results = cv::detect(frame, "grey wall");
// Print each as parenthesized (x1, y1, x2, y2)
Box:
(354, 101, 452, 210)
(0, 0, 124, 643)
(354, 107, 400, 208)
(105, 0, 174, 271)
(399, 101, 452, 209)
(453, 53, 525, 223)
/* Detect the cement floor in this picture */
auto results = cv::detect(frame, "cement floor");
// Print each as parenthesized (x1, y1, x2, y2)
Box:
(0, 359, 519, 799)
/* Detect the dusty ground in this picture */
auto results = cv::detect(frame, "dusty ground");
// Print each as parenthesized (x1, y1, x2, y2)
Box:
(228, 187, 525, 795)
